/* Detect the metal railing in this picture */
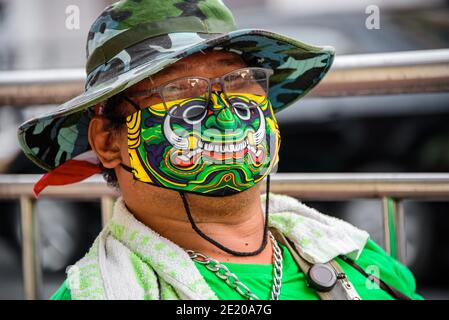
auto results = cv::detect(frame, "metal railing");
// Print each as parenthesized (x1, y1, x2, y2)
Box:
(1, 49, 449, 299)
(0, 49, 449, 106)
(1, 173, 449, 299)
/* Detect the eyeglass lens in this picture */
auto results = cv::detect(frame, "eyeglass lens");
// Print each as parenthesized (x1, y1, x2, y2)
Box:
(163, 68, 270, 120)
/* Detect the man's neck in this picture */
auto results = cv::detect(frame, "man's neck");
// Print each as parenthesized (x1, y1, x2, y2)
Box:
(123, 185, 273, 264)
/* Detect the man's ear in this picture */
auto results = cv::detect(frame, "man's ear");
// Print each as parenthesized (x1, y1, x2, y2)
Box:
(88, 114, 122, 169)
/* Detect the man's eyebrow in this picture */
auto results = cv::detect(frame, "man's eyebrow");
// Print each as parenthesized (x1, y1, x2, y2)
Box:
(214, 57, 246, 67)
(165, 57, 245, 73)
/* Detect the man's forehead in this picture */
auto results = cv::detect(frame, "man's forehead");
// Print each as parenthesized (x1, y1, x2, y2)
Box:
(128, 50, 246, 91)
(169, 50, 245, 69)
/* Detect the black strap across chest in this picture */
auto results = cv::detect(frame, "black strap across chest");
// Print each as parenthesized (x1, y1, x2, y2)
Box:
(339, 255, 412, 300)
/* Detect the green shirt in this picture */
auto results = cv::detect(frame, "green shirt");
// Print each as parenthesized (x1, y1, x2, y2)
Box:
(51, 239, 424, 300)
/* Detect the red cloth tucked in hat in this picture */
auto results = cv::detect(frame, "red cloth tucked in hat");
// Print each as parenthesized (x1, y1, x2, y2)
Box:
(33, 152, 101, 198)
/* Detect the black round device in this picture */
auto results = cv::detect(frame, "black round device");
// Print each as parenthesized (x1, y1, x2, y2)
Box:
(307, 263, 338, 292)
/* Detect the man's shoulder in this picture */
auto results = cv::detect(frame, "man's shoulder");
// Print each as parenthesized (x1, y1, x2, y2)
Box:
(268, 193, 370, 264)
(344, 239, 424, 299)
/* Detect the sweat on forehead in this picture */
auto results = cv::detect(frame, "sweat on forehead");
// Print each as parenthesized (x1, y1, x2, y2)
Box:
(126, 50, 247, 93)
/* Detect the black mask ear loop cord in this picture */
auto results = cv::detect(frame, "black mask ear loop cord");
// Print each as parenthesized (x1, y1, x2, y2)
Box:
(179, 175, 270, 257)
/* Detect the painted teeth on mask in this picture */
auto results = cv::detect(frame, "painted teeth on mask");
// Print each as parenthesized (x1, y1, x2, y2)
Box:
(253, 107, 266, 145)
(177, 138, 261, 161)
(199, 139, 249, 153)
(177, 148, 201, 162)
(177, 154, 191, 162)
(248, 145, 262, 157)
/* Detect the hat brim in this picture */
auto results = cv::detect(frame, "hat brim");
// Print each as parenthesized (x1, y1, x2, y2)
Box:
(18, 29, 334, 171)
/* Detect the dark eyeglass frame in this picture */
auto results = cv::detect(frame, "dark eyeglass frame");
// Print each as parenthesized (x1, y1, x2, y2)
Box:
(124, 67, 274, 115)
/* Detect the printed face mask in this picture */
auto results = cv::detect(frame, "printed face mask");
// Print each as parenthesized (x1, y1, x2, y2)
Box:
(125, 92, 280, 196)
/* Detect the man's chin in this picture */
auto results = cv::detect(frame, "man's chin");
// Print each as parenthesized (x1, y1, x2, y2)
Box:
(120, 166, 265, 200)
(186, 180, 264, 201)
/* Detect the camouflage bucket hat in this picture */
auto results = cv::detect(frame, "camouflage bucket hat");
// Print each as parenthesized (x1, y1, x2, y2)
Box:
(18, 0, 334, 171)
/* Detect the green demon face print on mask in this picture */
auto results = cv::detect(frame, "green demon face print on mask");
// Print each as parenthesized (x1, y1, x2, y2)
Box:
(120, 70, 281, 196)
(118, 66, 281, 256)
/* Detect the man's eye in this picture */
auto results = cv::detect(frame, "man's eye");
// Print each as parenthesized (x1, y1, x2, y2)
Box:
(166, 86, 183, 94)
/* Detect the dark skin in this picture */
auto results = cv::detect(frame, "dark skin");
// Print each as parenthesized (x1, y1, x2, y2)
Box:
(88, 50, 273, 264)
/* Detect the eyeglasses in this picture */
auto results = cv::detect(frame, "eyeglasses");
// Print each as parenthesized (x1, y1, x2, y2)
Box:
(126, 67, 274, 121)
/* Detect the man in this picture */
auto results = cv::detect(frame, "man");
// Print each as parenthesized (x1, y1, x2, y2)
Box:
(18, 0, 422, 300)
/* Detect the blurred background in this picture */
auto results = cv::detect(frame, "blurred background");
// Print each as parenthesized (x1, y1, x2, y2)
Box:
(0, 0, 448, 299)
